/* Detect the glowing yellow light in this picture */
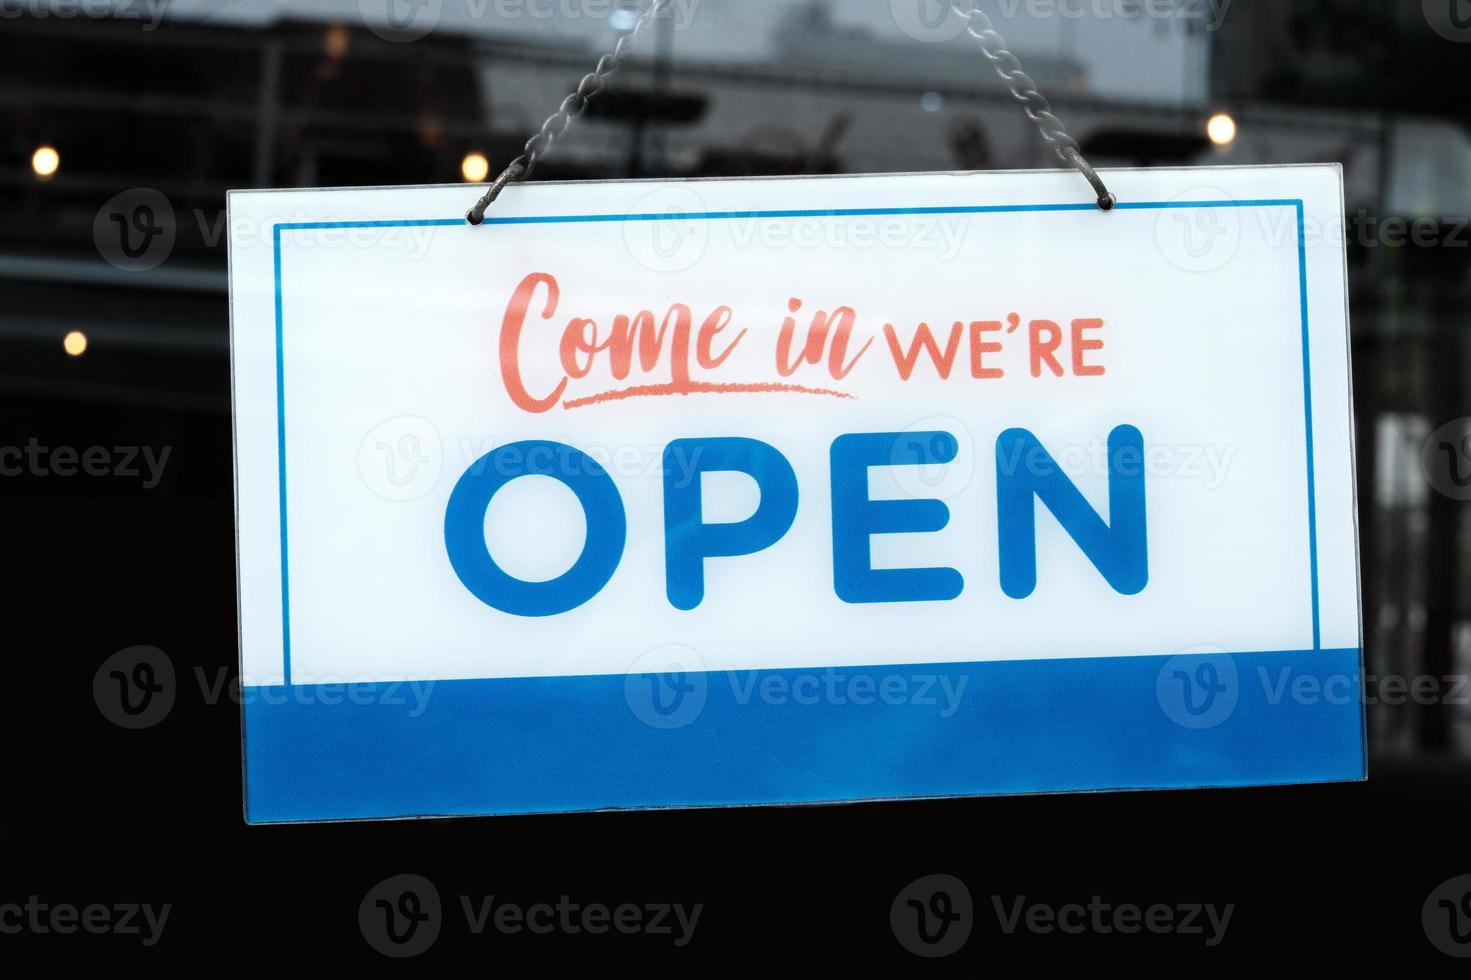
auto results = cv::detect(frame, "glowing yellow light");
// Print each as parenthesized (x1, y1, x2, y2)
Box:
(461, 152, 490, 183)
(63, 330, 87, 357)
(1207, 113, 1237, 147)
(31, 145, 60, 179)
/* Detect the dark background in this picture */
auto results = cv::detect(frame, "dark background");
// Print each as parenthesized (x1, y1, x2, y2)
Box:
(3, 0, 1470, 965)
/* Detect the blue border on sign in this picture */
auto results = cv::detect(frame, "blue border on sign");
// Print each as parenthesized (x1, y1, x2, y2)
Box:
(269, 198, 1320, 685)
(245, 199, 1348, 822)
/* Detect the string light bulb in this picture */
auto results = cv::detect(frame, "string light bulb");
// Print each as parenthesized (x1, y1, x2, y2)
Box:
(31, 145, 60, 179)
(461, 152, 490, 183)
(1207, 113, 1237, 147)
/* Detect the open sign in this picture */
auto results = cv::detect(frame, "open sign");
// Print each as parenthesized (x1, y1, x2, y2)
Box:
(229, 168, 1363, 822)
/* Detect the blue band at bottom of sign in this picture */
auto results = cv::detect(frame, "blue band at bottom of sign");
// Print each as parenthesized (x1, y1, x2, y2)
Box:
(241, 647, 1364, 823)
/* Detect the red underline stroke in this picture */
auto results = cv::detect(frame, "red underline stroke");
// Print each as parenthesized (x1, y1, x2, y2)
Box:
(562, 380, 856, 409)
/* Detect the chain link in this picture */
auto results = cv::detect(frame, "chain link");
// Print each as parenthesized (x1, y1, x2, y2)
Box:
(467, 0, 673, 223)
(467, 0, 1113, 223)
(950, 0, 1114, 209)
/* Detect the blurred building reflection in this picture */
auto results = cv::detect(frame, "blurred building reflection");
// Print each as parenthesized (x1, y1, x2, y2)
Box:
(3, 0, 1468, 756)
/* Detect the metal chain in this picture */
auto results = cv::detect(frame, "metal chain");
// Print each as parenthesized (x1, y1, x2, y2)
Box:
(949, 0, 1115, 209)
(466, 0, 674, 223)
(466, 0, 1113, 223)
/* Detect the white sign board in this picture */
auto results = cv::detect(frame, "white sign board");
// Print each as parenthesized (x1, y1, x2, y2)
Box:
(229, 166, 1363, 823)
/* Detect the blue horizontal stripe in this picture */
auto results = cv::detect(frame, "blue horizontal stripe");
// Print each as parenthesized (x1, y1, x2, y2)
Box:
(243, 647, 1364, 823)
